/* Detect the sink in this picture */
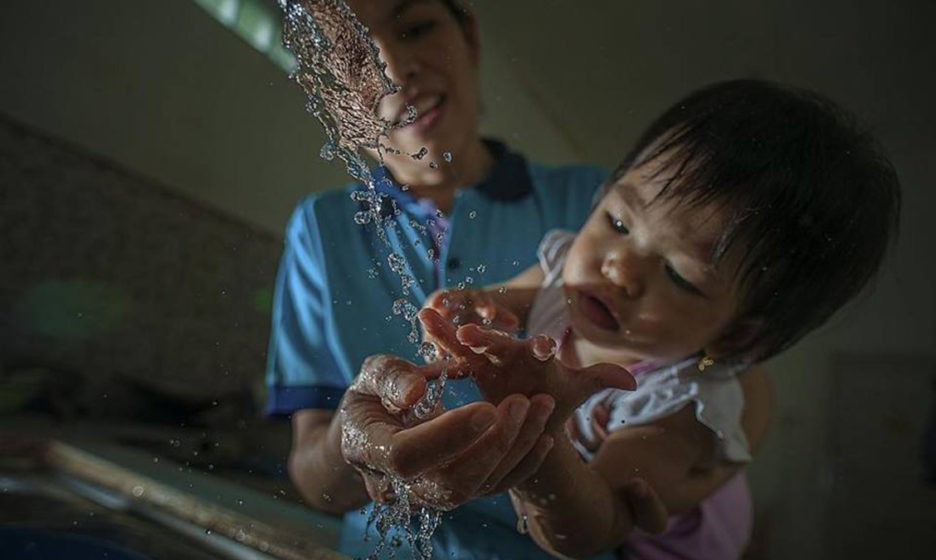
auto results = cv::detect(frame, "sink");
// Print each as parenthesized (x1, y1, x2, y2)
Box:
(0, 434, 345, 560)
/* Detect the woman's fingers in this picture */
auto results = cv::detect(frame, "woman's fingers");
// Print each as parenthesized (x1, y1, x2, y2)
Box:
(339, 394, 406, 469)
(383, 401, 499, 480)
(355, 354, 465, 410)
(484, 434, 554, 495)
(355, 354, 428, 410)
(414, 395, 532, 506)
(418, 308, 477, 361)
(480, 394, 555, 492)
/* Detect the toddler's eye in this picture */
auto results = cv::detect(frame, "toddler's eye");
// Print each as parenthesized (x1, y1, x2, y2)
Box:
(665, 264, 704, 296)
(606, 212, 629, 235)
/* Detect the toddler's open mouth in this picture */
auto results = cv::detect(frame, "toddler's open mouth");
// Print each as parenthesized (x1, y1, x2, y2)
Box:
(577, 292, 621, 332)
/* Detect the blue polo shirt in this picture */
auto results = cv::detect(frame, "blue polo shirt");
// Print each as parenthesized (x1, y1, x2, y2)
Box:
(265, 141, 611, 559)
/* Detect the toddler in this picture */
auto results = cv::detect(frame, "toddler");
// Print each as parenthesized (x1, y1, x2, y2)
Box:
(419, 79, 901, 559)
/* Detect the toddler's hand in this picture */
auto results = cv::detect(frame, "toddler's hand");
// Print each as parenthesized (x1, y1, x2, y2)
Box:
(418, 308, 636, 433)
(422, 288, 519, 360)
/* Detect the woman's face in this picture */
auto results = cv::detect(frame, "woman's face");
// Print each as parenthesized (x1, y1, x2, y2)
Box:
(346, 0, 482, 166)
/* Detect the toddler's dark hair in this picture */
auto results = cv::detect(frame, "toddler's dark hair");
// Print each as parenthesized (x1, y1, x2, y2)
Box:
(607, 79, 900, 361)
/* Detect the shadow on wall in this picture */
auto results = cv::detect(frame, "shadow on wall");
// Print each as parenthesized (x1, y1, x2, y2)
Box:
(0, 113, 281, 425)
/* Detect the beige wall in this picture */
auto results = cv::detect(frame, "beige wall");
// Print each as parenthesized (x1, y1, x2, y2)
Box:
(0, 0, 575, 234)
(3, 1, 934, 558)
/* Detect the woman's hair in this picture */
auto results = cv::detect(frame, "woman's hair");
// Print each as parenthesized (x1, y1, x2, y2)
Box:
(439, 0, 469, 25)
(606, 79, 901, 361)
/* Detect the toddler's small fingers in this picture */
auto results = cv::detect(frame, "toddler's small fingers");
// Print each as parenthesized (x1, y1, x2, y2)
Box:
(418, 308, 472, 359)
(456, 324, 518, 364)
(495, 309, 521, 332)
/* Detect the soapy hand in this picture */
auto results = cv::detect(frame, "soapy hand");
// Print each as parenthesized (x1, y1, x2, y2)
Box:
(338, 354, 557, 510)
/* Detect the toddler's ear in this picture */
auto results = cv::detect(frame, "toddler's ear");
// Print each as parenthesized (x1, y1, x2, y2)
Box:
(705, 317, 764, 362)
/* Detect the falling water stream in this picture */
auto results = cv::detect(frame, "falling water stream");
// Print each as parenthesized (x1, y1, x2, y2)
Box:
(277, 1, 450, 557)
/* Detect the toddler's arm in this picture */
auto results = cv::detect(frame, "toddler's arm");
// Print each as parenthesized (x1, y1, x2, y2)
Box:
(513, 403, 746, 557)
(419, 308, 746, 557)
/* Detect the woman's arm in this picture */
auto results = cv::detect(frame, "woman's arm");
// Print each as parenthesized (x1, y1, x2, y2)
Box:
(289, 409, 371, 514)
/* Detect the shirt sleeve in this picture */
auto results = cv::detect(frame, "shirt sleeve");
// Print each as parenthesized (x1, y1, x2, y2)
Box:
(602, 361, 753, 464)
(264, 198, 347, 416)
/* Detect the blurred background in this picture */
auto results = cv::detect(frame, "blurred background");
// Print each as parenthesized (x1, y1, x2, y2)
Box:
(1, 1, 934, 558)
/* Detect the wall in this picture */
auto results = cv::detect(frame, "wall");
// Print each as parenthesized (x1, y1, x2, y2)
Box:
(0, 0, 575, 235)
(3, 1, 935, 558)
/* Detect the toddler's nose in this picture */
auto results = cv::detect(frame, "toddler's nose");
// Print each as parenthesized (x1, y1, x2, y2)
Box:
(601, 254, 644, 298)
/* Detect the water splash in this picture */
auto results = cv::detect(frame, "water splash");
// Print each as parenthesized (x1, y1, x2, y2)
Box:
(279, 0, 395, 177)
(278, 3, 449, 556)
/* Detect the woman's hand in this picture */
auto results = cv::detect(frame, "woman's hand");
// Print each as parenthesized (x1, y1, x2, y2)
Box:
(418, 308, 636, 433)
(338, 354, 557, 510)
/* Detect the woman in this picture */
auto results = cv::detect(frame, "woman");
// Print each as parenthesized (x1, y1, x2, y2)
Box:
(266, 1, 679, 558)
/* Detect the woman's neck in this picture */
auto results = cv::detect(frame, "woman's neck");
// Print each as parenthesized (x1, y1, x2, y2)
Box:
(382, 139, 493, 214)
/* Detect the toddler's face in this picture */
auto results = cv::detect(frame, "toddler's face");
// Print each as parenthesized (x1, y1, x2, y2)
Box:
(562, 158, 746, 365)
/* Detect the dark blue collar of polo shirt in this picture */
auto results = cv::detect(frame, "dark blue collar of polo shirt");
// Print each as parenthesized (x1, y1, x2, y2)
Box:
(368, 139, 533, 223)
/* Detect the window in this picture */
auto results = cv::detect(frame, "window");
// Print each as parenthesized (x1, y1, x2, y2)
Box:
(194, 0, 297, 73)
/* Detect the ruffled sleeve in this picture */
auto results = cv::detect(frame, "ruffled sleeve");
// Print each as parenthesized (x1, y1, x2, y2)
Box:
(526, 229, 577, 342)
(576, 359, 752, 464)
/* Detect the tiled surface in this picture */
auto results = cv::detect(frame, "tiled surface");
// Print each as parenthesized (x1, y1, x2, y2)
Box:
(0, 115, 282, 407)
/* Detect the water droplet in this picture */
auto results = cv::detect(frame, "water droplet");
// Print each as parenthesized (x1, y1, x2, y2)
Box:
(511, 260, 520, 266)
(319, 140, 337, 161)
(354, 211, 372, 225)
(412, 147, 429, 160)
(516, 513, 529, 534)
(131, 486, 145, 497)
(498, 286, 507, 294)
(468, 210, 477, 219)
(418, 341, 437, 359)
(429, 161, 439, 169)
(477, 264, 486, 274)
(443, 151, 453, 162)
